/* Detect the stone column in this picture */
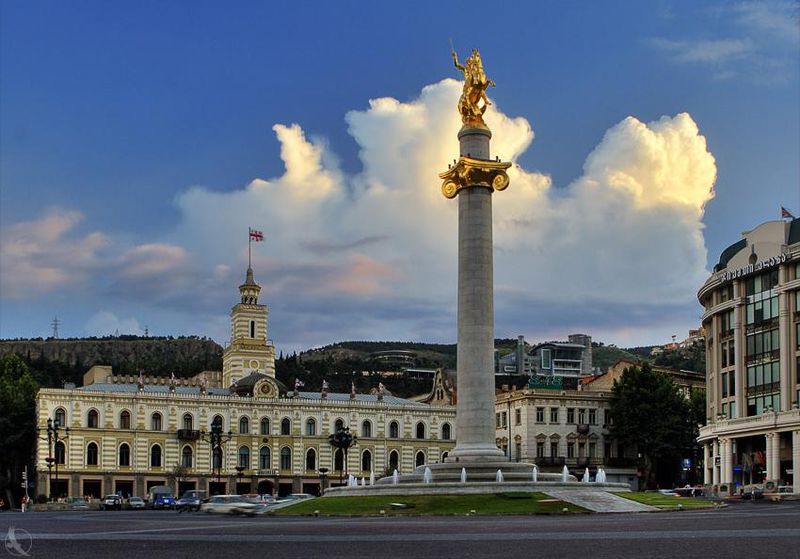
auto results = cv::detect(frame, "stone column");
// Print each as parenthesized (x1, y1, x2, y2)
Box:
(712, 441, 720, 486)
(792, 430, 800, 494)
(765, 433, 780, 482)
(447, 126, 504, 463)
(733, 295, 745, 416)
(703, 443, 711, 485)
(778, 266, 791, 411)
(720, 438, 731, 484)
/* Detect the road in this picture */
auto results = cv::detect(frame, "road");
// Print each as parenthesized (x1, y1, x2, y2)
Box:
(1, 501, 798, 558)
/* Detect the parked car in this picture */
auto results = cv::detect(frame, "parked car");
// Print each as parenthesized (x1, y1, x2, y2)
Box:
(176, 490, 206, 512)
(100, 495, 122, 511)
(740, 484, 764, 500)
(127, 497, 146, 510)
(67, 498, 89, 510)
(148, 485, 176, 509)
(200, 495, 265, 516)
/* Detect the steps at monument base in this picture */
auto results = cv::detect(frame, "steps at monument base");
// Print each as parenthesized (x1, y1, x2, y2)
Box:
(543, 489, 656, 513)
(375, 461, 577, 485)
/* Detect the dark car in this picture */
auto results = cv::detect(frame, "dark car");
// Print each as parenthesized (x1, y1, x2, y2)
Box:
(100, 495, 122, 511)
(153, 493, 176, 509)
(176, 490, 206, 512)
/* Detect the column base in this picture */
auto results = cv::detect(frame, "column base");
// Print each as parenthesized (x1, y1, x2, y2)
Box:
(445, 443, 506, 463)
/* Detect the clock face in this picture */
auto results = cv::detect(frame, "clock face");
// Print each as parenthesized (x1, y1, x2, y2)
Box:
(259, 383, 273, 397)
(249, 360, 260, 369)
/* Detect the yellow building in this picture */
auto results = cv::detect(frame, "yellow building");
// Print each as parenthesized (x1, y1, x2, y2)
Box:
(35, 266, 455, 499)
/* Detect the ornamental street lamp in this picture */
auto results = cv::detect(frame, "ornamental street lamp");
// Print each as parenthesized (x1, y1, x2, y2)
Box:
(40, 418, 69, 499)
(200, 418, 233, 487)
(328, 426, 357, 485)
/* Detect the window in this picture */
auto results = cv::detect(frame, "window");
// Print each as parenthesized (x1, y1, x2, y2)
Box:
(550, 408, 558, 423)
(361, 450, 372, 472)
(536, 407, 545, 423)
(119, 410, 130, 430)
(334, 418, 344, 431)
(361, 420, 372, 438)
(389, 421, 399, 439)
(722, 372, 728, 398)
(306, 418, 316, 436)
(250, 320, 255, 338)
(119, 443, 130, 467)
(567, 442, 575, 458)
(280, 447, 291, 470)
(239, 416, 250, 434)
(259, 446, 271, 470)
(87, 409, 99, 429)
(151, 412, 162, 431)
(306, 448, 316, 471)
(578, 408, 586, 424)
(238, 446, 250, 469)
(281, 418, 291, 435)
(55, 441, 66, 465)
(86, 442, 98, 466)
(54, 408, 66, 427)
(334, 448, 344, 471)
(260, 417, 270, 435)
(150, 444, 162, 468)
(496, 412, 501, 428)
(182, 446, 193, 468)
(588, 409, 596, 425)
(183, 413, 193, 431)
(536, 441, 544, 457)
(566, 408, 575, 424)
(416, 422, 426, 439)
(541, 348, 552, 369)
(389, 450, 399, 471)
(578, 442, 586, 458)
(212, 415, 223, 430)
(441, 423, 452, 440)
(213, 448, 223, 470)
(501, 412, 507, 428)
(515, 409, 521, 425)
(550, 441, 558, 457)
(415, 451, 426, 467)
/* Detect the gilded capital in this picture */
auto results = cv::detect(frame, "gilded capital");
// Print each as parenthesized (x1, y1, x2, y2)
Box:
(439, 156, 511, 199)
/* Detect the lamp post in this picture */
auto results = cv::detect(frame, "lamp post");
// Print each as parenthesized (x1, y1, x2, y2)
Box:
(235, 466, 245, 494)
(328, 426, 357, 485)
(41, 418, 69, 500)
(200, 419, 233, 490)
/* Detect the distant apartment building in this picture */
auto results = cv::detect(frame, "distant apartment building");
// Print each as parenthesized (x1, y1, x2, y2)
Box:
(495, 334, 593, 378)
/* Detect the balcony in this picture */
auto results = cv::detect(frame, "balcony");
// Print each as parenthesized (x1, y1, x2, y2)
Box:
(177, 429, 200, 440)
(576, 424, 590, 435)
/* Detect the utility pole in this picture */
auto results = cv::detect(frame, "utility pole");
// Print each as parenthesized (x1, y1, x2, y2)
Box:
(51, 316, 61, 339)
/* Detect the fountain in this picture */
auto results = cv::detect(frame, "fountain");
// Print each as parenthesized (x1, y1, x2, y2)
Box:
(596, 468, 606, 483)
(582, 468, 590, 483)
(423, 467, 433, 484)
(532, 465, 538, 483)
(562, 465, 570, 483)
(496, 470, 504, 483)
(360, 477, 366, 487)
(460, 467, 467, 483)
(392, 469, 399, 485)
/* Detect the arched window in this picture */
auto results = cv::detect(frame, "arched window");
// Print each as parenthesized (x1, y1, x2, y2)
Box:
(250, 320, 255, 338)
(361, 420, 372, 438)
(334, 448, 344, 471)
(388, 450, 399, 471)
(87, 409, 99, 429)
(182, 413, 193, 431)
(389, 421, 399, 439)
(305, 418, 316, 436)
(260, 417, 270, 435)
(334, 418, 344, 431)
(305, 448, 316, 471)
(280, 446, 291, 470)
(150, 444, 162, 468)
(259, 446, 271, 470)
(441, 423, 452, 440)
(238, 446, 250, 469)
(212, 415, 223, 430)
(415, 451, 426, 467)
(54, 408, 66, 427)
(281, 418, 291, 435)
(55, 441, 66, 465)
(182, 445, 193, 468)
(151, 412, 162, 431)
(441, 451, 449, 462)
(86, 442, 98, 466)
(213, 448, 223, 470)
(416, 422, 426, 439)
(120, 410, 131, 430)
(361, 450, 372, 472)
(119, 443, 130, 467)
(239, 416, 250, 434)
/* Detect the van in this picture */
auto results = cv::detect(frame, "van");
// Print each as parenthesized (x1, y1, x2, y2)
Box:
(147, 485, 176, 509)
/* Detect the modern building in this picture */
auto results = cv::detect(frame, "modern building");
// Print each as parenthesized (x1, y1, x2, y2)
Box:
(35, 266, 456, 499)
(530, 334, 593, 378)
(697, 218, 800, 493)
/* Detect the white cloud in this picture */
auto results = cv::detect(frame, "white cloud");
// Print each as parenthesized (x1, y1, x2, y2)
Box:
(733, 1, 800, 43)
(86, 310, 142, 336)
(650, 37, 754, 63)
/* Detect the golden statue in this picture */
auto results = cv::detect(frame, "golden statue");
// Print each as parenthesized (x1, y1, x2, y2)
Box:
(452, 48, 495, 128)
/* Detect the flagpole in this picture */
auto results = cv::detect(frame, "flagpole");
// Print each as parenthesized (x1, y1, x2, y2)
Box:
(248, 227, 252, 269)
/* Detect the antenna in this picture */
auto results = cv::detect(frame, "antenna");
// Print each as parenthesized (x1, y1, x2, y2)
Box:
(51, 315, 60, 339)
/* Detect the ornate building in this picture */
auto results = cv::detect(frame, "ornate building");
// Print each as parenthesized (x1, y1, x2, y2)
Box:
(697, 218, 799, 494)
(35, 267, 456, 499)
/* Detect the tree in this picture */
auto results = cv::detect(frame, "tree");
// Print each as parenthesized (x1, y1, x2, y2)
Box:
(0, 355, 39, 507)
(167, 463, 189, 494)
(608, 363, 693, 489)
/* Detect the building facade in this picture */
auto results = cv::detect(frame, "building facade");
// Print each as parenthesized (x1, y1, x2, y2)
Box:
(35, 267, 456, 499)
(697, 218, 800, 493)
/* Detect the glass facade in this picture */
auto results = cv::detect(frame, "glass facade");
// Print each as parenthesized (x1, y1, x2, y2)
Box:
(745, 270, 781, 415)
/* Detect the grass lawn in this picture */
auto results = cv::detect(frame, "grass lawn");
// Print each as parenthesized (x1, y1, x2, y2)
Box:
(617, 492, 720, 510)
(273, 492, 586, 516)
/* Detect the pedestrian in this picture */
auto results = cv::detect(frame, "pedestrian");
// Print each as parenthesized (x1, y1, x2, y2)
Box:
(21, 495, 28, 513)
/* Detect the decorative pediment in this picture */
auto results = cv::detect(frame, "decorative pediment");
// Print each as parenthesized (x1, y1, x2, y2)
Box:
(253, 377, 280, 399)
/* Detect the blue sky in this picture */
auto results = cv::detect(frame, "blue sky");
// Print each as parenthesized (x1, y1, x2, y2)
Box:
(1, 1, 798, 351)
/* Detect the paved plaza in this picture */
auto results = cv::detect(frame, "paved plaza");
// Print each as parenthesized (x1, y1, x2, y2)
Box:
(1, 502, 798, 559)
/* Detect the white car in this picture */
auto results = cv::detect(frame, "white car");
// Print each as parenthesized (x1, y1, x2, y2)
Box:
(200, 495, 266, 516)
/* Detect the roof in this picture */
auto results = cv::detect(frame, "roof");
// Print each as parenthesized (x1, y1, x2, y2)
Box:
(789, 218, 800, 245)
(713, 238, 746, 272)
(294, 391, 428, 407)
(78, 383, 230, 396)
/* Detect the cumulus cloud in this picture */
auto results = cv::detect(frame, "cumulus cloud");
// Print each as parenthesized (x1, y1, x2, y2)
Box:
(0, 208, 108, 298)
(86, 310, 142, 336)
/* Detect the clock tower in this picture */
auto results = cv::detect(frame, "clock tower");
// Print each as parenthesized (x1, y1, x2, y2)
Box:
(222, 266, 276, 387)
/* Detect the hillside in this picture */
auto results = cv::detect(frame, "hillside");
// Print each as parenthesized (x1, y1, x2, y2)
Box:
(0, 337, 223, 388)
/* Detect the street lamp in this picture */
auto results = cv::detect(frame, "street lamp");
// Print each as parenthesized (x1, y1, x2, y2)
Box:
(200, 419, 233, 489)
(235, 466, 245, 494)
(328, 426, 357, 484)
(41, 418, 69, 500)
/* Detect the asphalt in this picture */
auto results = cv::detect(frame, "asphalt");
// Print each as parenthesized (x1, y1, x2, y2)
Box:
(1, 500, 798, 559)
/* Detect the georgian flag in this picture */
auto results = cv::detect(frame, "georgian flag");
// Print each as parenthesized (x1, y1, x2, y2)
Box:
(249, 228, 264, 241)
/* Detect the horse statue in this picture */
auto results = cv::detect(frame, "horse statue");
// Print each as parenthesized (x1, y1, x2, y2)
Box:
(452, 48, 496, 128)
